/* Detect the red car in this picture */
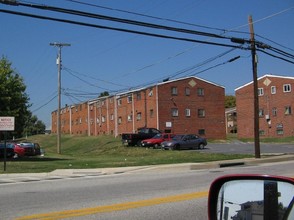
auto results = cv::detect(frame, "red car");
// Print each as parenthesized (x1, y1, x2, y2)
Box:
(141, 133, 175, 148)
(9, 143, 26, 158)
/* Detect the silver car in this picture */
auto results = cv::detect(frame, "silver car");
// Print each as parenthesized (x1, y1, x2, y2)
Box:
(161, 134, 207, 150)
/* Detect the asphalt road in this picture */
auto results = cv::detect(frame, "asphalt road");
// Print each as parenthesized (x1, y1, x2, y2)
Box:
(1, 159, 294, 219)
(206, 142, 294, 154)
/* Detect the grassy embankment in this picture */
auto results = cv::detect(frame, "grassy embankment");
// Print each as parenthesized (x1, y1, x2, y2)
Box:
(3, 134, 288, 173)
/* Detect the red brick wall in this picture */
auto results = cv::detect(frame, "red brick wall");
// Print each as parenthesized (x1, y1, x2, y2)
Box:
(236, 75, 294, 138)
(51, 77, 226, 139)
(157, 78, 226, 139)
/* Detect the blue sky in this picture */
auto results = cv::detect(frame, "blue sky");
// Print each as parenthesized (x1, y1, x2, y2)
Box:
(1, 0, 293, 129)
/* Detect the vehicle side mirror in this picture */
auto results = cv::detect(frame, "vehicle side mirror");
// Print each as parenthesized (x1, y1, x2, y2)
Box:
(208, 175, 294, 220)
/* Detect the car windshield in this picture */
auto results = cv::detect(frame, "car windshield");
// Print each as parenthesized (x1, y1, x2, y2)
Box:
(19, 143, 34, 147)
(152, 134, 162, 139)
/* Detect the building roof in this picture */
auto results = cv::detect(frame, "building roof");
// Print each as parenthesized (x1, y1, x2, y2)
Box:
(115, 76, 224, 97)
(62, 76, 225, 108)
(235, 74, 294, 91)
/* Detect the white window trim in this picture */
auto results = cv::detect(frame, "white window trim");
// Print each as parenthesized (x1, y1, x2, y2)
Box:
(185, 109, 191, 117)
(271, 86, 276, 94)
(171, 108, 178, 117)
(283, 84, 291, 93)
(258, 88, 264, 96)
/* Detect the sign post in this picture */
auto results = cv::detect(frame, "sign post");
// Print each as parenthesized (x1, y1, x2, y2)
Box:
(0, 117, 15, 171)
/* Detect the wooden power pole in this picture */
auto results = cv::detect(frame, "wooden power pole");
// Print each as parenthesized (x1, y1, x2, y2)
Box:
(248, 15, 261, 158)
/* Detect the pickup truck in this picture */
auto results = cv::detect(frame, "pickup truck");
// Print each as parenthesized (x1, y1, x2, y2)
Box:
(121, 128, 161, 146)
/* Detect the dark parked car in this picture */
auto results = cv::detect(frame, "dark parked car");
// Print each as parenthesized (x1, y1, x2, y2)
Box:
(0, 143, 15, 158)
(18, 142, 41, 156)
(161, 134, 207, 150)
(122, 127, 161, 146)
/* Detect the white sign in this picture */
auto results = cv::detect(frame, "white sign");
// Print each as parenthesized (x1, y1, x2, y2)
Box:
(166, 122, 172, 128)
(0, 117, 15, 131)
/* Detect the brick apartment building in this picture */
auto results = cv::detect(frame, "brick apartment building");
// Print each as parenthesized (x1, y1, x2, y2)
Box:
(51, 76, 226, 139)
(236, 74, 294, 138)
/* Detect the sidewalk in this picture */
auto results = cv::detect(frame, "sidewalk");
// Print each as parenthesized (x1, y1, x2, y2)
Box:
(1, 154, 293, 184)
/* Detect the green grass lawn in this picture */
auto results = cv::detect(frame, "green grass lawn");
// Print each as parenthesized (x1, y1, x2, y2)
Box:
(1, 134, 256, 173)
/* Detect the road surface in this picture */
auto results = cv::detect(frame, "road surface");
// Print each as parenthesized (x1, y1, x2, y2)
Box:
(1, 160, 294, 219)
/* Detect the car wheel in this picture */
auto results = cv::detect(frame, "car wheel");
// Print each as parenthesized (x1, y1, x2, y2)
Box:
(153, 144, 159, 149)
(199, 143, 205, 149)
(173, 144, 180, 150)
(137, 140, 142, 147)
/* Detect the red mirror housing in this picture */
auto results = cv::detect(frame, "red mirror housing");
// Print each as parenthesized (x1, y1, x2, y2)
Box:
(208, 174, 294, 220)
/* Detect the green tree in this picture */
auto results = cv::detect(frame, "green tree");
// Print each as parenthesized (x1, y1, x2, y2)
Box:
(24, 115, 46, 136)
(225, 95, 236, 108)
(0, 57, 31, 139)
(99, 91, 109, 97)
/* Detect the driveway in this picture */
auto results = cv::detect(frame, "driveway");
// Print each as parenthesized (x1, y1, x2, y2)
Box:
(205, 142, 294, 155)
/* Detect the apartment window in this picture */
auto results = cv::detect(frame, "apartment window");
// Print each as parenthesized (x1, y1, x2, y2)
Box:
(197, 88, 204, 96)
(259, 130, 265, 136)
(198, 129, 205, 135)
(96, 118, 100, 124)
(272, 107, 277, 116)
(198, 109, 205, 117)
(110, 114, 114, 120)
(259, 109, 264, 117)
(285, 106, 292, 115)
(185, 109, 191, 117)
(185, 87, 190, 96)
(137, 112, 142, 120)
(118, 117, 122, 124)
(283, 84, 291, 92)
(79, 118, 82, 124)
(127, 115, 132, 122)
(150, 109, 154, 117)
(271, 86, 276, 94)
(258, 88, 264, 96)
(117, 99, 122, 106)
(276, 124, 284, 135)
(171, 87, 178, 95)
(136, 92, 141, 101)
(109, 98, 113, 103)
(101, 116, 105, 123)
(127, 95, 132, 103)
(171, 108, 178, 117)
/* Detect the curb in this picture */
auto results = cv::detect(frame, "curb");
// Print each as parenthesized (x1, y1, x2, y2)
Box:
(0, 154, 293, 184)
(190, 154, 294, 170)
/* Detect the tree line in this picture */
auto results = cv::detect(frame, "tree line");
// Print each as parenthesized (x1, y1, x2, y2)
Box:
(0, 57, 45, 140)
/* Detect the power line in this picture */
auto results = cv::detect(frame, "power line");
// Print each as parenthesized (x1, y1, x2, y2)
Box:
(0, 9, 246, 49)
(63, 66, 130, 89)
(121, 48, 239, 90)
(257, 49, 294, 64)
(31, 93, 57, 113)
(8, 1, 233, 40)
(190, 56, 241, 76)
(65, 0, 228, 33)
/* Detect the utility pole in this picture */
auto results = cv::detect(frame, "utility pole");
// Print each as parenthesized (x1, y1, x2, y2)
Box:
(248, 15, 261, 158)
(50, 42, 71, 154)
